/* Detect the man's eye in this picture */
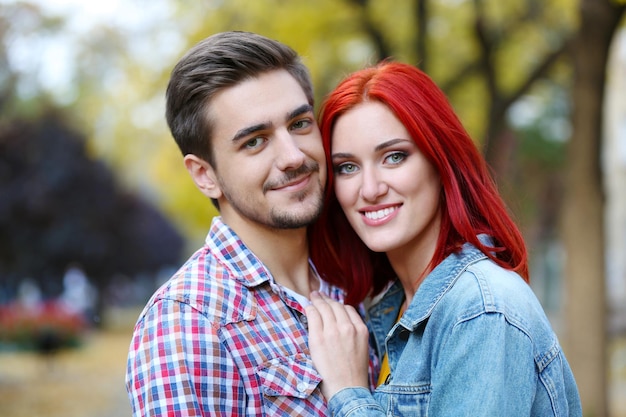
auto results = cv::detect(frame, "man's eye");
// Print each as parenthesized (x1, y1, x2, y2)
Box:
(291, 119, 312, 130)
(244, 137, 265, 149)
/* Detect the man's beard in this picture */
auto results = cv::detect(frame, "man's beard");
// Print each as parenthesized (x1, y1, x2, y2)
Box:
(267, 185, 324, 229)
(218, 160, 325, 230)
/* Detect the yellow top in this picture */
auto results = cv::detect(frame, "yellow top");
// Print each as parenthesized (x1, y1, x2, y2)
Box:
(376, 303, 406, 386)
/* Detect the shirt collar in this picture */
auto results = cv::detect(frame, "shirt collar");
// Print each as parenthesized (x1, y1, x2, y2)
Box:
(205, 216, 274, 288)
(371, 236, 491, 330)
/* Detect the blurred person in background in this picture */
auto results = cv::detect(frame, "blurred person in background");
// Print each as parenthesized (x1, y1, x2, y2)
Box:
(306, 61, 582, 416)
(126, 31, 342, 416)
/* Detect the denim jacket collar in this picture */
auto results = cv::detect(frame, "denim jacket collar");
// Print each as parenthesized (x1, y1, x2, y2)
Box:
(367, 236, 490, 352)
(401, 242, 488, 330)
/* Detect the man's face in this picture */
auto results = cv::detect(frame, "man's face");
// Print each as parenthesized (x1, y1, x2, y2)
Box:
(205, 69, 326, 231)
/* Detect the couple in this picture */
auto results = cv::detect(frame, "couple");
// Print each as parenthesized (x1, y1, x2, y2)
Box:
(126, 31, 581, 416)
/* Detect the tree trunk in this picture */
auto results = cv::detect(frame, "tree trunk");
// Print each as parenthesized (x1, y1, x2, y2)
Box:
(415, 0, 428, 71)
(562, 1, 624, 416)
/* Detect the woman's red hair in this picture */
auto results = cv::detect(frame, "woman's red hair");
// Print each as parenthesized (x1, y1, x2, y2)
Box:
(309, 62, 528, 306)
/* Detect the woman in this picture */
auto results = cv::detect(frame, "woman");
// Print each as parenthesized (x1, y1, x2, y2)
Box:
(306, 62, 582, 416)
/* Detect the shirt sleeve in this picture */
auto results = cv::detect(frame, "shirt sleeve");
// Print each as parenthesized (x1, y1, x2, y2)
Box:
(126, 298, 246, 416)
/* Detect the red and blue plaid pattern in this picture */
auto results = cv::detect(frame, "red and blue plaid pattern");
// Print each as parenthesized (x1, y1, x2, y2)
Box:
(126, 217, 344, 416)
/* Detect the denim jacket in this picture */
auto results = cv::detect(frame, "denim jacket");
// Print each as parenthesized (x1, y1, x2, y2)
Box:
(328, 238, 582, 417)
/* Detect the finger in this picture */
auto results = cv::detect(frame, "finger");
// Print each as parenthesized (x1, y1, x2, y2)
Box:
(304, 302, 323, 332)
(308, 291, 339, 322)
(344, 305, 366, 329)
(308, 293, 366, 341)
(323, 297, 355, 324)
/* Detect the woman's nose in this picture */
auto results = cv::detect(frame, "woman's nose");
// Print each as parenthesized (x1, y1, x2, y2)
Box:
(359, 168, 388, 202)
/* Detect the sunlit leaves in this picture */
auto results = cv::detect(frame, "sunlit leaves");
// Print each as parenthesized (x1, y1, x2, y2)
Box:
(0, 0, 587, 249)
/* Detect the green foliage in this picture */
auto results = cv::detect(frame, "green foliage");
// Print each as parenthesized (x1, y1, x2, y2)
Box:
(0, 0, 582, 251)
(0, 113, 184, 297)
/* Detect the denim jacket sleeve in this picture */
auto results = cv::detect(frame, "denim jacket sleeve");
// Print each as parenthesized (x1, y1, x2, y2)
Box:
(427, 312, 539, 415)
(328, 387, 385, 417)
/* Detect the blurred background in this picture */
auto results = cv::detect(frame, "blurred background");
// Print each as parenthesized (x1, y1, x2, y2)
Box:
(0, 0, 624, 416)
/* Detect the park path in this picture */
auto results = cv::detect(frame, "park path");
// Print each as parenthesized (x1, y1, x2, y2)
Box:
(0, 318, 133, 417)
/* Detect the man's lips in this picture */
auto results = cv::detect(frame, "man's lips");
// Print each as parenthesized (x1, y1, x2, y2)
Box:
(269, 173, 311, 192)
(264, 161, 319, 193)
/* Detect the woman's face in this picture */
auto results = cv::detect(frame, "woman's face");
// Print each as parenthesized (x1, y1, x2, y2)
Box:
(331, 101, 442, 255)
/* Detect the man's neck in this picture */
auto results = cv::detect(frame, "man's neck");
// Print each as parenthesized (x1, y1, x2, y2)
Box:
(223, 216, 315, 296)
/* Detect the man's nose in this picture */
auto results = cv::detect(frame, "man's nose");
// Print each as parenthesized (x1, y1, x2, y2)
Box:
(274, 130, 307, 171)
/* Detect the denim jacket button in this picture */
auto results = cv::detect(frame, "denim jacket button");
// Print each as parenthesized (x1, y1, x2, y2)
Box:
(398, 329, 410, 341)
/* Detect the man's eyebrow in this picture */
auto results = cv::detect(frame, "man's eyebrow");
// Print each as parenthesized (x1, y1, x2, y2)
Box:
(231, 122, 272, 144)
(231, 104, 314, 144)
(287, 104, 314, 121)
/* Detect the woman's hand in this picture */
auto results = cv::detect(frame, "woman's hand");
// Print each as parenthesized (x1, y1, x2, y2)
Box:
(305, 291, 370, 400)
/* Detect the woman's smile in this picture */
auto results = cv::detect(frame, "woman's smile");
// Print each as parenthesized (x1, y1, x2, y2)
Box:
(361, 204, 401, 225)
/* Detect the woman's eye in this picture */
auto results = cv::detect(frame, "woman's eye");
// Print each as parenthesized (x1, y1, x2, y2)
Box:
(385, 151, 407, 165)
(335, 163, 358, 175)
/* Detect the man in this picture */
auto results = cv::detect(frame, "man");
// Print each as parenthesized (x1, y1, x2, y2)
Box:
(126, 31, 342, 416)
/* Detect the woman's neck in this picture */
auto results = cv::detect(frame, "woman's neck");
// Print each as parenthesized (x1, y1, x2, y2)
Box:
(386, 230, 439, 308)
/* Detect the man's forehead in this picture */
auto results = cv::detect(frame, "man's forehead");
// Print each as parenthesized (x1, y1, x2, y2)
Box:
(208, 70, 310, 141)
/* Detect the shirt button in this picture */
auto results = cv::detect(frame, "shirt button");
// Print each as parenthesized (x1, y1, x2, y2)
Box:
(299, 314, 308, 325)
(297, 382, 307, 392)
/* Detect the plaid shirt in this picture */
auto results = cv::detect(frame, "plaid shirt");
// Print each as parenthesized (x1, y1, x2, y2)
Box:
(126, 216, 345, 416)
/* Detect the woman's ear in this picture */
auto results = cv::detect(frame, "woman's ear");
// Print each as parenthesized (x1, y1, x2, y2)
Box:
(183, 154, 222, 200)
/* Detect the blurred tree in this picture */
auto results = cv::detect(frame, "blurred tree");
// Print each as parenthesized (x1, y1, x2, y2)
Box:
(0, 2, 64, 122)
(0, 112, 184, 319)
(562, 0, 625, 415)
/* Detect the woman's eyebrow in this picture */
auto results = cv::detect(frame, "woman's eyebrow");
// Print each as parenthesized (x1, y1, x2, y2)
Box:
(374, 138, 410, 152)
(332, 152, 353, 160)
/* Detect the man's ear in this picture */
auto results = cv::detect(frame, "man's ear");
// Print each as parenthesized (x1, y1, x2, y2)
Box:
(183, 154, 222, 200)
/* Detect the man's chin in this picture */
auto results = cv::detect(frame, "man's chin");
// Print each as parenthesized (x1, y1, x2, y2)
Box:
(270, 202, 324, 229)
